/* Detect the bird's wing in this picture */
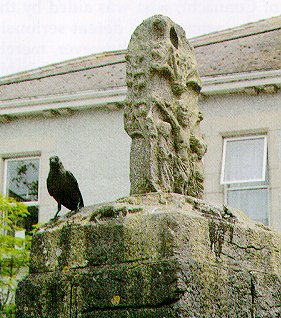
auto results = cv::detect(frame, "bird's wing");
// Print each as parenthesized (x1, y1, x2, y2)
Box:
(66, 170, 79, 187)
(46, 175, 55, 197)
(66, 170, 84, 207)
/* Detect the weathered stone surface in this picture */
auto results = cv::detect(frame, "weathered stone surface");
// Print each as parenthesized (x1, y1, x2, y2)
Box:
(17, 260, 182, 317)
(124, 15, 207, 197)
(16, 193, 281, 317)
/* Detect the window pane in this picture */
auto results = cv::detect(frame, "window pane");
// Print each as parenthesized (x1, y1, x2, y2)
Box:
(6, 158, 39, 202)
(222, 137, 266, 183)
(227, 188, 268, 224)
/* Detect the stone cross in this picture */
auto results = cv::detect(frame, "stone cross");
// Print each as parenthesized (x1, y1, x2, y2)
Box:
(124, 15, 207, 198)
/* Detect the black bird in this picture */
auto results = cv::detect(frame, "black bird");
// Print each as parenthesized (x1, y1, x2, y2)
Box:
(47, 156, 84, 219)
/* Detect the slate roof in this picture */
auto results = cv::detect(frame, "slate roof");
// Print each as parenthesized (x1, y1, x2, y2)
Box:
(194, 15, 281, 76)
(0, 15, 280, 101)
(0, 51, 126, 100)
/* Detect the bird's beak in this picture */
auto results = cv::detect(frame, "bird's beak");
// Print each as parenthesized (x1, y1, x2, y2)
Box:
(50, 157, 59, 164)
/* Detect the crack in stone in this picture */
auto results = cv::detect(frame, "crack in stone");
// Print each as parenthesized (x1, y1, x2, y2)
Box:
(70, 284, 78, 318)
(220, 251, 236, 260)
(81, 298, 179, 314)
(250, 273, 257, 318)
(230, 241, 265, 251)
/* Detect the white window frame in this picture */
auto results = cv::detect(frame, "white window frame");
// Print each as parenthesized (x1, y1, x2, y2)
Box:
(2, 155, 41, 238)
(220, 135, 268, 185)
(3, 156, 41, 206)
(221, 134, 269, 225)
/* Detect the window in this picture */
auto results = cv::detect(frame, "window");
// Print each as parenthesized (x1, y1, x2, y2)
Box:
(221, 135, 269, 224)
(3, 157, 40, 233)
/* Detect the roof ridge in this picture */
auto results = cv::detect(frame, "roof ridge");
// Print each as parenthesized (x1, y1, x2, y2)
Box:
(190, 15, 281, 46)
(0, 15, 280, 84)
(192, 25, 281, 48)
(0, 50, 127, 84)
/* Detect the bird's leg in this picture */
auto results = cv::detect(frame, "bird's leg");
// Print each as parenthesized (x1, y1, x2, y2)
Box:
(53, 203, 62, 219)
(76, 201, 82, 211)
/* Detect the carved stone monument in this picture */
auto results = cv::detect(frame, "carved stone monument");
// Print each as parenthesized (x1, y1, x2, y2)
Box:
(16, 15, 281, 318)
(124, 15, 206, 197)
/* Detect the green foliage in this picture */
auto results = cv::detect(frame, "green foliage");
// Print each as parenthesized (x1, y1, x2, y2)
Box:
(0, 194, 31, 317)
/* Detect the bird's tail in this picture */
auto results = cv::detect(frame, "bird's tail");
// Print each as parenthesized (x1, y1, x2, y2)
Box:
(79, 194, 84, 208)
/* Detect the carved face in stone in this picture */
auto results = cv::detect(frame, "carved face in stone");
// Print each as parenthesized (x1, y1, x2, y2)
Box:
(151, 17, 180, 50)
(151, 17, 167, 40)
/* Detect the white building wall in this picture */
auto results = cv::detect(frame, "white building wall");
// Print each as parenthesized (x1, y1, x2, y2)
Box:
(200, 91, 281, 231)
(0, 108, 131, 223)
(1, 90, 281, 231)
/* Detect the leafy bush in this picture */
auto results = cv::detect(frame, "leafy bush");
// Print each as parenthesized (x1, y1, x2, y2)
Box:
(0, 195, 31, 317)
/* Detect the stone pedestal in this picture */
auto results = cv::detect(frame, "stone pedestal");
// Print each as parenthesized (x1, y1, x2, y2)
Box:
(16, 194, 281, 317)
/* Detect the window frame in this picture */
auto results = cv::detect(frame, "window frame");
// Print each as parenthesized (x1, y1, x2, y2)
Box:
(220, 135, 268, 185)
(3, 155, 41, 206)
(2, 155, 41, 237)
(221, 134, 269, 225)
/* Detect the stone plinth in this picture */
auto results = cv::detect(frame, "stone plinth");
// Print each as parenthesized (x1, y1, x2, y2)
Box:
(16, 194, 281, 317)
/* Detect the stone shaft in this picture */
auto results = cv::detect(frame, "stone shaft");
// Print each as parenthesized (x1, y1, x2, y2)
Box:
(124, 15, 207, 197)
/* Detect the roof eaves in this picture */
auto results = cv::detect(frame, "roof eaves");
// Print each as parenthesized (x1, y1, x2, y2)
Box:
(1, 69, 280, 118)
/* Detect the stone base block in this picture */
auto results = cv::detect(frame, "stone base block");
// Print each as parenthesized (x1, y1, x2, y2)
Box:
(16, 193, 281, 317)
